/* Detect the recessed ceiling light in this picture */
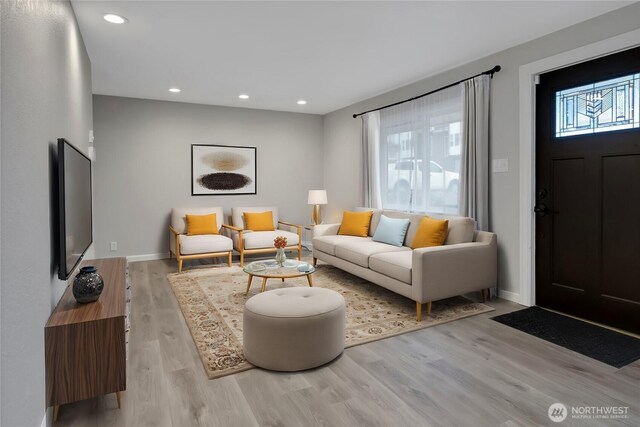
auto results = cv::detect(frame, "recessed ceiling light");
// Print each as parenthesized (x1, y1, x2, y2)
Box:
(169, 88, 181, 93)
(103, 14, 128, 24)
(297, 100, 307, 105)
(238, 94, 249, 100)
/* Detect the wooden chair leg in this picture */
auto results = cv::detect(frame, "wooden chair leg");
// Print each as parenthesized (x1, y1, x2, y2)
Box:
(53, 405, 60, 422)
(427, 301, 432, 316)
(298, 247, 302, 260)
(240, 252, 245, 267)
(116, 391, 122, 409)
(227, 252, 232, 267)
(313, 257, 317, 267)
(481, 289, 488, 303)
(178, 259, 183, 272)
(416, 302, 422, 321)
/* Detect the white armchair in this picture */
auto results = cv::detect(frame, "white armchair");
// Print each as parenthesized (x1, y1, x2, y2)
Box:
(225, 207, 302, 266)
(169, 207, 233, 272)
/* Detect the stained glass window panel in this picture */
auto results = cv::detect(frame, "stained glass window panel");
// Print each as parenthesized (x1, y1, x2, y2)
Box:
(555, 73, 640, 138)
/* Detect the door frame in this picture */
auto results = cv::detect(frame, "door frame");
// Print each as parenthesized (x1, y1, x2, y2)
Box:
(516, 29, 640, 307)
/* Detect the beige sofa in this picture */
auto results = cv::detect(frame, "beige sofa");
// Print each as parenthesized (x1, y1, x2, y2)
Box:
(312, 209, 497, 320)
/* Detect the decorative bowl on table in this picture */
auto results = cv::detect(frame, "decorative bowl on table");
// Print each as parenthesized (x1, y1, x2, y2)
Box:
(297, 263, 313, 272)
(248, 262, 266, 272)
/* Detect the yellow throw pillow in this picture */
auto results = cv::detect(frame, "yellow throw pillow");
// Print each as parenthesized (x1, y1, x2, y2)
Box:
(244, 211, 275, 231)
(338, 210, 374, 237)
(186, 213, 219, 236)
(411, 217, 449, 249)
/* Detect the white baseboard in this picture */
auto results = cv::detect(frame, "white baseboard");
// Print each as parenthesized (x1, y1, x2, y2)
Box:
(126, 252, 170, 262)
(498, 289, 524, 305)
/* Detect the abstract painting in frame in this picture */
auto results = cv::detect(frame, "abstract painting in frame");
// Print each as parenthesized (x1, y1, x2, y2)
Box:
(191, 144, 257, 195)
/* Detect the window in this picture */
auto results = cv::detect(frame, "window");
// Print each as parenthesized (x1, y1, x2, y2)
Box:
(556, 73, 640, 138)
(379, 86, 462, 214)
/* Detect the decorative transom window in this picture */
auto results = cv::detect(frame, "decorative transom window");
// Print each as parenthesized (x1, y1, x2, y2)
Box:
(555, 73, 640, 138)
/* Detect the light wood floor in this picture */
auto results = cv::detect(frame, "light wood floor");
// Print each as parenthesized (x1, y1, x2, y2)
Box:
(56, 258, 640, 427)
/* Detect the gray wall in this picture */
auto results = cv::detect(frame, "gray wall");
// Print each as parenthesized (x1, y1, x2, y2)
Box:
(92, 95, 323, 258)
(0, 1, 93, 426)
(321, 3, 640, 298)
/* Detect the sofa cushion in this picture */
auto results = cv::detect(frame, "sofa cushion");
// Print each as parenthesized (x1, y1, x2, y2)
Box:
(180, 234, 232, 255)
(335, 239, 410, 268)
(443, 217, 475, 244)
(382, 210, 425, 246)
(354, 207, 382, 237)
(172, 207, 224, 235)
(232, 207, 279, 230)
(338, 210, 373, 237)
(369, 251, 412, 284)
(411, 217, 449, 249)
(313, 235, 367, 256)
(244, 211, 275, 231)
(372, 215, 410, 247)
(238, 230, 299, 250)
(382, 209, 476, 245)
(186, 213, 219, 236)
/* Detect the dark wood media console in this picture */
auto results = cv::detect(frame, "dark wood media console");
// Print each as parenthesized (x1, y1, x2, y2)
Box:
(45, 257, 130, 422)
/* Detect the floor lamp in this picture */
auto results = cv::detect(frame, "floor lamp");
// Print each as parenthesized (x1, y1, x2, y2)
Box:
(308, 190, 327, 225)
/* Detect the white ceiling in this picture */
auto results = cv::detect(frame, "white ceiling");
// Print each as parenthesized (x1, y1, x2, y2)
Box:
(72, 1, 632, 115)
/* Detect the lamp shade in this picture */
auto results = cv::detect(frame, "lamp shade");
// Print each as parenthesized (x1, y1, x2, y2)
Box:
(308, 190, 327, 205)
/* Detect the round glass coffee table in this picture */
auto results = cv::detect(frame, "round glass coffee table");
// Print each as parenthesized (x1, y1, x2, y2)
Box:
(243, 259, 315, 295)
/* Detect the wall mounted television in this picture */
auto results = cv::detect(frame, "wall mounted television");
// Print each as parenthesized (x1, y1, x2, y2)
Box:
(58, 138, 93, 280)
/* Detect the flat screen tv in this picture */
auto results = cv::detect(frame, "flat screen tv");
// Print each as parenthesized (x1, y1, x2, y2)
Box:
(58, 138, 93, 280)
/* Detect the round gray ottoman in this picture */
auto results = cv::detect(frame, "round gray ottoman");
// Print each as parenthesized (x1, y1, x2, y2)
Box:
(243, 287, 345, 371)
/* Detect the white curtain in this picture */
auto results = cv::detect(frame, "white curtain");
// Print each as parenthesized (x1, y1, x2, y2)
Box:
(459, 74, 491, 230)
(363, 85, 463, 213)
(362, 111, 382, 208)
(361, 75, 490, 222)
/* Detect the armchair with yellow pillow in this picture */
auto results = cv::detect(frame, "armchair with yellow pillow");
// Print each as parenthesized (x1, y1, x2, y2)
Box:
(312, 208, 497, 321)
(169, 207, 234, 272)
(224, 206, 303, 266)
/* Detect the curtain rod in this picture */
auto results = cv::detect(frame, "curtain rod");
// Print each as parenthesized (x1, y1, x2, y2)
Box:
(352, 65, 501, 119)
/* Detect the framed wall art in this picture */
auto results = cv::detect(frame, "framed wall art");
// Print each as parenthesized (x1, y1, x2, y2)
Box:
(191, 144, 257, 195)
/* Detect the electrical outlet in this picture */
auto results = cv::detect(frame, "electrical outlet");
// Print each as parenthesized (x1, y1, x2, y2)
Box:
(110, 242, 117, 252)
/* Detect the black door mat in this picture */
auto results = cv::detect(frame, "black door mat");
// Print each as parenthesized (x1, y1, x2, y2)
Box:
(492, 306, 640, 368)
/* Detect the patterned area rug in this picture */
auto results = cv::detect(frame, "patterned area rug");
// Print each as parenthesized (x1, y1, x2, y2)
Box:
(167, 264, 494, 379)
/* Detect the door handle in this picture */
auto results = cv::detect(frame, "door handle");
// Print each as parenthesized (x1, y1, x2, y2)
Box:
(534, 204, 558, 216)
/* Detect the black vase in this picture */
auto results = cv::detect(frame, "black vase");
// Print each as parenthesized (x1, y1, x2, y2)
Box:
(73, 266, 104, 303)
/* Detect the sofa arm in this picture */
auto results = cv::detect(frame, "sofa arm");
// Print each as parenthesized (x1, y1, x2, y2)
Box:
(312, 223, 340, 237)
(221, 224, 243, 248)
(169, 226, 181, 256)
(277, 220, 302, 246)
(411, 234, 497, 303)
(277, 220, 302, 234)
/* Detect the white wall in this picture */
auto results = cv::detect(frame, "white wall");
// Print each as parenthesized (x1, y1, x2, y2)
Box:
(0, 1, 93, 425)
(321, 3, 640, 300)
(92, 95, 323, 258)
